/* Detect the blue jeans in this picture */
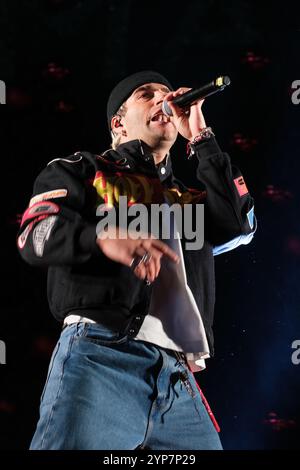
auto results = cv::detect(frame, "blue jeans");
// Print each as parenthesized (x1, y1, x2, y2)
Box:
(30, 322, 222, 450)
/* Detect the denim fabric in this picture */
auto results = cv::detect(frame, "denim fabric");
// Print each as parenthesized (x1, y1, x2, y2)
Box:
(30, 322, 222, 450)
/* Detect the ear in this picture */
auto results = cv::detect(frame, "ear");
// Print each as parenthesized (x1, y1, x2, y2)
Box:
(111, 115, 123, 135)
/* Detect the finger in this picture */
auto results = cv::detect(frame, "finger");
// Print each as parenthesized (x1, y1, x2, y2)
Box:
(143, 239, 180, 263)
(151, 239, 180, 263)
(131, 253, 156, 283)
(153, 257, 161, 279)
(165, 88, 191, 106)
(167, 89, 203, 117)
(145, 258, 156, 283)
(127, 245, 145, 268)
(166, 99, 182, 116)
(164, 91, 175, 101)
(134, 246, 148, 257)
(134, 262, 147, 280)
(145, 246, 162, 278)
(172, 87, 192, 96)
(137, 248, 161, 281)
(166, 100, 188, 124)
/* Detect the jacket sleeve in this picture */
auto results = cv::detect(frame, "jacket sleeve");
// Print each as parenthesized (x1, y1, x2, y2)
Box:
(191, 136, 257, 255)
(17, 153, 100, 266)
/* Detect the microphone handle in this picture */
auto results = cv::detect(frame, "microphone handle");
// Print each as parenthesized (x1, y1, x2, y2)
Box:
(174, 80, 218, 107)
(162, 76, 230, 116)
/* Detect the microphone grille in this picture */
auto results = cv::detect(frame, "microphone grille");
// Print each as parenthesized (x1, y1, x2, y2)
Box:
(216, 76, 231, 87)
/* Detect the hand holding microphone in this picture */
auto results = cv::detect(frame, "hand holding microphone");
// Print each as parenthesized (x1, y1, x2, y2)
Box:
(162, 76, 231, 116)
(163, 76, 230, 141)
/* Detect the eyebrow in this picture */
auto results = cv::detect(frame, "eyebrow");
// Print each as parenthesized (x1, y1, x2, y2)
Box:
(132, 85, 170, 96)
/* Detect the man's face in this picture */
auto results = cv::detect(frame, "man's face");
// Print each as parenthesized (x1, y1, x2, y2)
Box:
(119, 82, 178, 148)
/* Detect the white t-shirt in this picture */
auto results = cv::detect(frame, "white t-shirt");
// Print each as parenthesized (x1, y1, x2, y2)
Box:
(135, 208, 210, 372)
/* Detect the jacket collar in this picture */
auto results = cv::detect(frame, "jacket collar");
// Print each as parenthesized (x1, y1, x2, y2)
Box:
(103, 139, 173, 182)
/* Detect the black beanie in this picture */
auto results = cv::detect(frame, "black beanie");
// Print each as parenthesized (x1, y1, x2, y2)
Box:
(107, 70, 173, 129)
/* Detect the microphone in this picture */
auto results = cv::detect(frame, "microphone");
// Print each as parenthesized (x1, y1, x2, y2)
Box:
(162, 76, 231, 116)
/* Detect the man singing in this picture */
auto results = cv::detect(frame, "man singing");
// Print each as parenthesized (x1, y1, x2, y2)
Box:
(18, 71, 256, 449)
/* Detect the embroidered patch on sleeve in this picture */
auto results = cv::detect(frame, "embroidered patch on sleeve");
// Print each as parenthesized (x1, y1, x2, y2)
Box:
(17, 214, 48, 249)
(29, 189, 67, 207)
(17, 222, 34, 249)
(234, 176, 249, 197)
(32, 215, 58, 257)
(21, 201, 60, 227)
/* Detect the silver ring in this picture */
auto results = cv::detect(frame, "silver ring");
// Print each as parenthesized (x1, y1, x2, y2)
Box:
(141, 252, 152, 265)
(130, 256, 141, 270)
(130, 252, 151, 270)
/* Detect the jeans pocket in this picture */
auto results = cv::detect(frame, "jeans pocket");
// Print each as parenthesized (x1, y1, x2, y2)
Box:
(40, 341, 60, 403)
(81, 322, 128, 346)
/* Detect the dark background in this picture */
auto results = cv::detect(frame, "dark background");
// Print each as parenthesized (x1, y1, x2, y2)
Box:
(0, 0, 299, 450)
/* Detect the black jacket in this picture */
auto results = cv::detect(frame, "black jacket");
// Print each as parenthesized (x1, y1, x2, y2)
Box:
(17, 137, 256, 353)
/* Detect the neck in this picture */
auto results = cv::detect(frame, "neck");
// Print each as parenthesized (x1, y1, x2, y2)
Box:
(151, 149, 169, 165)
(118, 137, 172, 164)
(140, 139, 171, 165)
